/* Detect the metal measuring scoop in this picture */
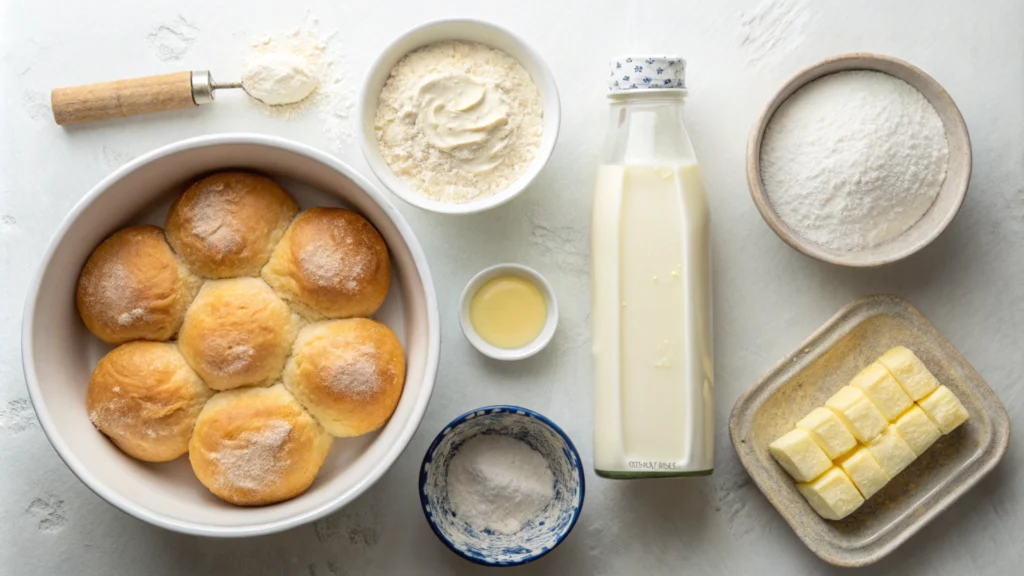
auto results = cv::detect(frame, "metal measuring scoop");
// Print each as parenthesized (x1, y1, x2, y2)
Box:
(51, 69, 307, 125)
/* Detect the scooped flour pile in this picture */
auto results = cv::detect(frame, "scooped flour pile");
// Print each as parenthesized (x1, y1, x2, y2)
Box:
(243, 15, 355, 148)
(760, 70, 949, 251)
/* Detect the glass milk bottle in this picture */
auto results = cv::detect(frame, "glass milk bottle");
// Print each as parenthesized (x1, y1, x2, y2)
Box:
(591, 56, 714, 478)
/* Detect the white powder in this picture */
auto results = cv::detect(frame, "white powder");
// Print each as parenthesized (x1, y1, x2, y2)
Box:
(738, 0, 810, 68)
(242, 52, 319, 106)
(243, 14, 354, 148)
(187, 184, 242, 254)
(447, 435, 554, 535)
(375, 41, 543, 204)
(244, 23, 329, 117)
(298, 236, 369, 291)
(116, 308, 147, 326)
(209, 419, 292, 491)
(760, 71, 949, 251)
(317, 346, 381, 398)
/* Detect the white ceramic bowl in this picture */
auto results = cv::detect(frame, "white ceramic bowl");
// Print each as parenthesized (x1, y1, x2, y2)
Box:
(21, 134, 441, 537)
(358, 18, 561, 215)
(458, 264, 558, 361)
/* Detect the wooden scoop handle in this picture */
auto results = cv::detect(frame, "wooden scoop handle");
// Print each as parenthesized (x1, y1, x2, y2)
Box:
(51, 71, 196, 125)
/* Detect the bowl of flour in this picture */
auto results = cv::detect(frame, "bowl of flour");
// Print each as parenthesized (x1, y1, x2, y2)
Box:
(358, 19, 560, 215)
(419, 405, 584, 566)
(748, 53, 971, 267)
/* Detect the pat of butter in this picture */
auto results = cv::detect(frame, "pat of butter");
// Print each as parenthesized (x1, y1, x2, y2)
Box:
(797, 467, 865, 521)
(866, 426, 917, 480)
(851, 362, 913, 421)
(796, 407, 857, 460)
(918, 385, 969, 434)
(825, 386, 887, 443)
(837, 447, 889, 499)
(892, 405, 942, 456)
(878, 346, 940, 401)
(769, 428, 832, 483)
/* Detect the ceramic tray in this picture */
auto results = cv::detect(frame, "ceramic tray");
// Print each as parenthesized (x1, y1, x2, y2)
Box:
(729, 295, 1009, 566)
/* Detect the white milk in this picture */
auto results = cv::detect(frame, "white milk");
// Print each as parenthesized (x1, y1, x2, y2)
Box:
(591, 64, 714, 477)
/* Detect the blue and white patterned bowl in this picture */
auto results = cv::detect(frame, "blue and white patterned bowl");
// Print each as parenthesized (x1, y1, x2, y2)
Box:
(419, 406, 585, 566)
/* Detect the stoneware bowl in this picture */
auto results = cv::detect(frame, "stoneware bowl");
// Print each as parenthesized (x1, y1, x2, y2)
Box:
(730, 295, 1009, 566)
(458, 263, 559, 361)
(358, 18, 561, 215)
(22, 134, 441, 537)
(747, 53, 972, 267)
(419, 406, 584, 566)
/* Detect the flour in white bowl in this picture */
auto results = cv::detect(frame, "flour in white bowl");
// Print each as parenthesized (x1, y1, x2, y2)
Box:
(760, 70, 949, 252)
(375, 41, 544, 204)
(446, 434, 554, 535)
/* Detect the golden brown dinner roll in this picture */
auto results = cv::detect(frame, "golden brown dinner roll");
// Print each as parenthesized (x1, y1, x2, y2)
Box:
(87, 341, 213, 462)
(283, 318, 405, 437)
(166, 171, 297, 278)
(189, 384, 333, 506)
(76, 225, 200, 344)
(178, 277, 302, 391)
(261, 208, 390, 320)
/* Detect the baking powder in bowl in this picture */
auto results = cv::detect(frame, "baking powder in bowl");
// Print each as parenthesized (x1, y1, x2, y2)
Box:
(760, 70, 949, 251)
(447, 434, 554, 534)
(374, 41, 543, 204)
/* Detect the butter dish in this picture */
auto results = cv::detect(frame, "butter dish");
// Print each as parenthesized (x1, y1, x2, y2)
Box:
(729, 295, 1009, 567)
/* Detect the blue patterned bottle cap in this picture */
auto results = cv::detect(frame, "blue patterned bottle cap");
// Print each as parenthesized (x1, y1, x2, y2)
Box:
(608, 55, 686, 92)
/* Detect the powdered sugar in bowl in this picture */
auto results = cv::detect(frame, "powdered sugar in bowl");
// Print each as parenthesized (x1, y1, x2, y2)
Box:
(748, 53, 971, 267)
(419, 406, 585, 566)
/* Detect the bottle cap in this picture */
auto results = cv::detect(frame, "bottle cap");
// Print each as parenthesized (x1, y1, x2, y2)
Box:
(608, 55, 686, 92)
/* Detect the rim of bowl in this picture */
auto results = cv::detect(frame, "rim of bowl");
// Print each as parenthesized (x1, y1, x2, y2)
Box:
(20, 133, 441, 537)
(417, 405, 586, 567)
(357, 18, 561, 215)
(458, 263, 559, 361)
(746, 52, 972, 268)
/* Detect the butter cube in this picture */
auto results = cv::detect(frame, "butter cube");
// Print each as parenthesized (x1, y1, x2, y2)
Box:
(866, 426, 917, 480)
(769, 428, 833, 482)
(851, 362, 913, 421)
(892, 405, 941, 455)
(918, 386, 969, 434)
(797, 407, 857, 459)
(837, 447, 889, 499)
(878, 346, 940, 401)
(797, 467, 865, 521)
(825, 386, 888, 443)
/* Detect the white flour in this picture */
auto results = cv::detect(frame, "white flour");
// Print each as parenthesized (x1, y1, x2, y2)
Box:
(446, 434, 554, 535)
(738, 0, 810, 67)
(760, 70, 949, 251)
(243, 15, 354, 148)
(242, 52, 319, 106)
(375, 41, 543, 204)
(244, 23, 329, 117)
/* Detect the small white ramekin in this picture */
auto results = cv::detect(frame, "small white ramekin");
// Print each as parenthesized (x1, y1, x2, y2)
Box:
(357, 19, 561, 215)
(459, 264, 558, 361)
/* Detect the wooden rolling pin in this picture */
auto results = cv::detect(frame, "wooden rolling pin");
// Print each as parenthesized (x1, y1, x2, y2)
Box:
(50, 71, 237, 125)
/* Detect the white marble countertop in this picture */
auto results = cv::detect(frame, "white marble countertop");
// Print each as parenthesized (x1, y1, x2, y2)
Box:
(2, 0, 1022, 574)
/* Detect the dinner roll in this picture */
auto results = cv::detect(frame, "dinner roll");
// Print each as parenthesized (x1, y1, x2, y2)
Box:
(87, 341, 213, 462)
(76, 225, 200, 344)
(166, 171, 297, 278)
(283, 318, 405, 437)
(262, 208, 390, 320)
(189, 384, 333, 506)
(178, 277, 301, 390)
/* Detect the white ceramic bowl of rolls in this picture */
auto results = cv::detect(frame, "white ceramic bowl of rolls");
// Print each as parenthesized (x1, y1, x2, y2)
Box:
(22, 134, 440, 536)
(358, 18, 560, 215)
